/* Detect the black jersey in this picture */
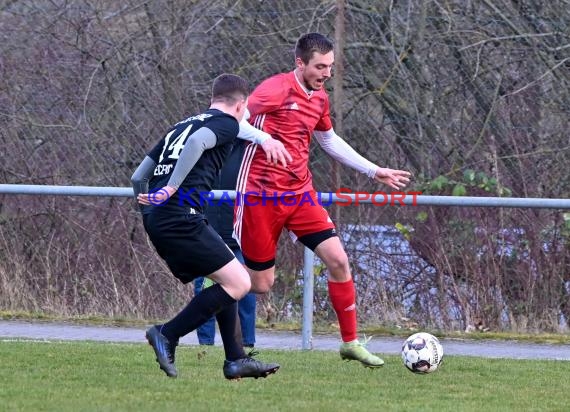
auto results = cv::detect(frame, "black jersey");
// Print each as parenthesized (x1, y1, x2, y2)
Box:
(147, 109, 239, 212)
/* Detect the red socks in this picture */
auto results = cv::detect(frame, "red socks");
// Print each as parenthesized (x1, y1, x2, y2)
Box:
(328, 279, 357, 342)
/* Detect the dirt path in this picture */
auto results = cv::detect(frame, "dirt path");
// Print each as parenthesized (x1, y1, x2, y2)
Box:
(1, 320, 569, 360)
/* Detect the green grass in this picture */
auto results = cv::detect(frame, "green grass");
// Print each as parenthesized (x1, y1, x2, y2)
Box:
(0, 340, 567, 412)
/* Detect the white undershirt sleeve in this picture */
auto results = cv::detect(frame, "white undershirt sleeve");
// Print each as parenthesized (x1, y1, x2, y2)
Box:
(237, 109, 271, 145)
(313, 128, 379, 179)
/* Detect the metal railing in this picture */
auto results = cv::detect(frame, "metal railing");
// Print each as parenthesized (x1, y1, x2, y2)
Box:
(2, 184, 570, 209)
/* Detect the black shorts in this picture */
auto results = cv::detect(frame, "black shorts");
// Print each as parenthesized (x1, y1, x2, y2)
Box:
(142, 210, 235, 284)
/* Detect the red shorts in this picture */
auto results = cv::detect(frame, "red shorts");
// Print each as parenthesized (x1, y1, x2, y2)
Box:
(233, 190, 336, 270)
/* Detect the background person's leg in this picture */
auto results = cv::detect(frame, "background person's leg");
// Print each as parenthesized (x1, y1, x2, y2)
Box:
(238, 293, 256, 347)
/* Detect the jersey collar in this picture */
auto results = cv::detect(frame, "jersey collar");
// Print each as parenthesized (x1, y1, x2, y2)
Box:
(293, 70, 314, 98)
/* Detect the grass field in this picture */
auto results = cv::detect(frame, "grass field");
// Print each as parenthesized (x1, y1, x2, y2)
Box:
(0, 340, 567, 412)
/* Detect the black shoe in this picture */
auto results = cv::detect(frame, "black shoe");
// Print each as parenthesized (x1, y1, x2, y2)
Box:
(223, 351, 280, 380)
(145, 325, 179, 378)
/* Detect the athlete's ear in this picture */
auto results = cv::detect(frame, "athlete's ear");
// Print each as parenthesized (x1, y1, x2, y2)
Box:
(236, 98, 248, 122)
(295, 56, 305, 71)
(237, 97, 247, 112)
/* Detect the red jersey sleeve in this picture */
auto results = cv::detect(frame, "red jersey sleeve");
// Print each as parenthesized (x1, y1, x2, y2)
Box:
(315, 94, 332, 131)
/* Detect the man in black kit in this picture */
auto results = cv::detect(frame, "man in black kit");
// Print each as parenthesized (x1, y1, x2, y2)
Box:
(131, 73, 289, 380)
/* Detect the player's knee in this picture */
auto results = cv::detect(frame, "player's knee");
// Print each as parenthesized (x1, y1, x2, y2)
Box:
(235, 272, 252, 298)
(246, 267, 275, 294)
(326, 251, 350, 275)
(250, 276, 273, 293)
(219, 267, 252, 300)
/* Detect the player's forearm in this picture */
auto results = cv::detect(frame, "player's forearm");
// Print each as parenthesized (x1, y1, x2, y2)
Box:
(313, 129, 378, 178)
(131, 156, 157, 196)
(237, 117, 271, 145)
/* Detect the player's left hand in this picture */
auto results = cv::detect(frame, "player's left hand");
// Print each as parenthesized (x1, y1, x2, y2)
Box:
(261, 137, 293, 167)
(374, 167, 411, 190)
(137, 185, 177, 206)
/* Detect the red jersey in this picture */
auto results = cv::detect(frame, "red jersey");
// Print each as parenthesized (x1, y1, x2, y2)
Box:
(238, 71, 332, 195)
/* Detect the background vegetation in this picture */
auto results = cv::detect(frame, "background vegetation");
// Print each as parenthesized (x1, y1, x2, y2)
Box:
(1, 0, 569, 333)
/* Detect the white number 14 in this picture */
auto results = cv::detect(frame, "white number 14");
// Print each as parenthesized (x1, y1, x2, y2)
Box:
(158, 124, 193, 162)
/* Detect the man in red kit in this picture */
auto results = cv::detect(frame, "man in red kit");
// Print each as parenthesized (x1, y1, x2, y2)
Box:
(234, 33, 411, 368)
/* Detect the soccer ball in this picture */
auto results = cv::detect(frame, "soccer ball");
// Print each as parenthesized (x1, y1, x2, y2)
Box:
(401, 332, 444, 374)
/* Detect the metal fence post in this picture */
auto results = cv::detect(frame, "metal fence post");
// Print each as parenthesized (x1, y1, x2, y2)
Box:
(301, 247, 315, 350)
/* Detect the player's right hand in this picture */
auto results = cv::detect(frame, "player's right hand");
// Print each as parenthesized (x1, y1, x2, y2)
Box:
(374, 167, 412, 190)
(261, 137, 292, 167)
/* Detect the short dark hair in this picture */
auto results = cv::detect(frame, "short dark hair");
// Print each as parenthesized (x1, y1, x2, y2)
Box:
(295, 33, 334, 64)
(211, 73, 249, 104)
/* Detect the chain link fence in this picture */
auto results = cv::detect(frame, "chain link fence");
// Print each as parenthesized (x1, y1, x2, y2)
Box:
(1, 0, 569, 332)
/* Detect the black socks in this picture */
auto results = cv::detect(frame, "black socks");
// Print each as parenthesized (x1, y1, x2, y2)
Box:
(160, 283, 246, 361)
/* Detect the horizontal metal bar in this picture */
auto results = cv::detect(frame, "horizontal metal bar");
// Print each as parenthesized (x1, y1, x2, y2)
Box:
(1, 184, 569, 209)
(0, 184, 134, 197)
